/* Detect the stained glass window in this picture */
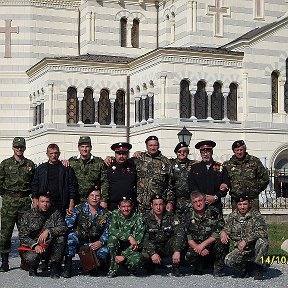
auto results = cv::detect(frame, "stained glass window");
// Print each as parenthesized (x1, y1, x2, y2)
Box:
(271, 71, 279, 113)
(120, 17, 127, 47)
(83, 88, 94, 124)
(180, 80, 191, 118)
(115, 90, 125, 125)
(211, 82, 224, 120)
(131, 19, 139, 48)
(194, 81, 207, 119)
(99, 89, 110, 125)
(227, 83, 237, 121)
(67, 87, 78, 123)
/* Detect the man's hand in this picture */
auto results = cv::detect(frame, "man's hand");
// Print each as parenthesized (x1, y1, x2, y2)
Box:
(132, 151, 141, 158)
(219, 183, 228, 191)
(101, 201, 108, 208)
(166, 202, 173, 212)
(151, 253, 161, 265)
(193, 243, 205, 254)
(200, 248, 209, 256)
(128, 236, 138, 251)
(32, 198, 38, 208)
(220, 231, 230, 244)
(115, 255, 125, 264)
(205, 195, 216, 205)
(38, 229, 49, 244)
(90, 241, 102, 250)
(69, 199, 75, 211)
(172, 251, 181, 264)
(238, 240, 246, 252)
(35, 245, 46, 254)
(104, 156, 113, 166)
(61, 159, 70, 167)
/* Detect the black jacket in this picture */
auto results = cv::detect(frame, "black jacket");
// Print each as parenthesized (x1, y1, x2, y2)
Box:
(31, 161, 79, 211)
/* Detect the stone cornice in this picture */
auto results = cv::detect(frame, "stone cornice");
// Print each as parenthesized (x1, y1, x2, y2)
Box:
(0, 0, 81, 8)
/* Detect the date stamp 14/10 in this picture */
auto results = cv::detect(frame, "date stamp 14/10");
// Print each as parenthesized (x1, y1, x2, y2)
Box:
(260, 255, 288, 265)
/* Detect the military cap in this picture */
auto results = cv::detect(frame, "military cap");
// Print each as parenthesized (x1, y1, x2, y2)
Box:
(195, 140, 216, 150)
(78, 136, 91, 146)
(111, 142, 132, 152)
(235, 194, 250, 203)
(150, 194, 165, 203)
(145, 135, 158, 144)
(35, 191, 51, 199)
(12, 137, 26, 148)
(85, 184, 101, 198)
(118, 196, 133, 204)
(174, 142, 189, 153)
(232, 140, 246, 150)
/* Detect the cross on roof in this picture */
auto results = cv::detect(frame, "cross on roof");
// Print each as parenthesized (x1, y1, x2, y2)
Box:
(0, 19, 19, 58)
(207, 0, 230, 37)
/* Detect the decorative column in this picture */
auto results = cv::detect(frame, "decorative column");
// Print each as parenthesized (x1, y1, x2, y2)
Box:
(86, 12, 92, 41)
(135, 96, 140, 125)
(187, 1, 193, 32)
(147, 92, 154, 122)
(160, 75, 166, 118)
(170, 15, 175, 43)
(31, 97, 37, 127)
(110, 98, 116, 125)
(189, 90, 197, 120)
(127, 23, 133, 48)
(141, 93, 147, 124)
(36, 100, 41, 125)
(192, 1, 197, 32)
(206, 85, 213, 120)
(243, 72, 248, 121)
(222, 90, 229, 121)
(48, 83, 54, 124)
(92, 12, 96, 41)
(279, 79, 285, 113)
(77, 96, 84, 124)
(93, 96, 100, 125)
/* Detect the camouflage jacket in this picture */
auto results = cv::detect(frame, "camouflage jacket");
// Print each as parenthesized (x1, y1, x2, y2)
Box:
(223, 153, 269, 199)
(133, 151, 174, 210)
(69, 155, 109, 202)
(19, 207, 67, 248)
(223, 207, 268, 246)
(0, 156, 35, 195)
(183, 206, 224, 243)
(142, 211, 186, 256)
(170, 158, 195, 199)
(65, 202, 111, 244)
(108, 209, 144, 245)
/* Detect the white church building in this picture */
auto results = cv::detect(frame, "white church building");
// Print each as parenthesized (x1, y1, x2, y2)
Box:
(0, 0, 288, 175)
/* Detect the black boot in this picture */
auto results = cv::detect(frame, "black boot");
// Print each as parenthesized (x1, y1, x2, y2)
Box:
(254, 264, 264, 280)
(50, 262, 61, 279)
(0, 253, 9, 272)
(62, 257, 73, 278)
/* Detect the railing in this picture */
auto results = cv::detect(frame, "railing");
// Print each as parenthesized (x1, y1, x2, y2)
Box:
(222, 168, 288, 209)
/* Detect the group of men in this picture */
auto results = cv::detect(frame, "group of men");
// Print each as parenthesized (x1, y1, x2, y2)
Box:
(0, 134, 270, 280)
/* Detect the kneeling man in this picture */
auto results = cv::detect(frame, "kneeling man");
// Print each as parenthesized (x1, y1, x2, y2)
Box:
(19, 192, 67, 278)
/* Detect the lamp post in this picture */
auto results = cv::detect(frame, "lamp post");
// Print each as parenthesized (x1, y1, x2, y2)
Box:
(177, 126, 192, 146)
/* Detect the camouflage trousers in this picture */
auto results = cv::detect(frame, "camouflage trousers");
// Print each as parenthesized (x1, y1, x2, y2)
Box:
(185, 239, 228, 271)
(21, 235, 65, 269)
(66, 231, 109, 263)
(0, 195, 31, 253)
(108, 238, 143, 272)
(225, 238, 269, 270)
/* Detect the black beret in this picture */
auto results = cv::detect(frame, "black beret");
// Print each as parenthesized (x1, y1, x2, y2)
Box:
(150, 194, 165, 203)
(195, 140, 216, 150)
(111, 142, 132, 152)
(232, 140, 246, 150)
(235, 194, 250, 203)
(85, 184, 101, 198)
(145, 136, 158, 144)
(35, 191, 51, 199)
(118, 197, 134, 204)
(174, 142, 189, 153)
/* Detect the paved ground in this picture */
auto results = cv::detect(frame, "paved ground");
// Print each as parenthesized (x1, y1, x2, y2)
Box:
(0, 230, 288, 288)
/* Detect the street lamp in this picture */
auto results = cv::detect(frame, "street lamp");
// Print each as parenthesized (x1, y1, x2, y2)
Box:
(177, 126, 192, 146)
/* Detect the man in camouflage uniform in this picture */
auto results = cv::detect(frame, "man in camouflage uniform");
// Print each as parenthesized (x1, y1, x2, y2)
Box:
(18, 193, 67, 278)
(183, 192, 227, 276)
(0, 137, 35, 272)
(107, 197, 144, 277)
(223, 140, 269, 210)
(69, 136, 109, 207)
(142, 194, 186, 276)
(188, 140, 230, 214)
(133, 136, 174, 213)
(64, 186, 111, 277)
(108, 142, 137, 211)
(171, 142, 195, 220)
(220, 194, 269, 280)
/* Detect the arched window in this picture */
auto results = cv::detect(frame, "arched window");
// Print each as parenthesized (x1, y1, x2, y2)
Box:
(271, 71, 279, 113)
(82, 88, 94, 124)
(115, 90, 125, 125)
(99, 89, 110, 125)
(227, 83, 237, 121)
(211, 82, 224, 120)
(67, 87, 78, 123)
(180, 80, 191, 118)
(131, 19, 139, 48)
(120, 17, 127, 47)
(194, 81, 207, 119)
